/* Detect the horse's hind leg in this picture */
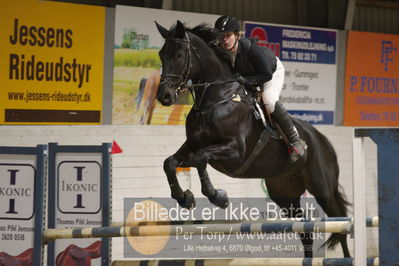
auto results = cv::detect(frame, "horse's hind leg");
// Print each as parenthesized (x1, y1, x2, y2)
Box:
(314, 194, 350, 257)
(307, 180, 350, 257)
(291, 199, 313, 258)
(197, 168, 229, 209)
(163, 141, 196, 209)
(272, 198, 313, 258)
(266, 176, 312, 257)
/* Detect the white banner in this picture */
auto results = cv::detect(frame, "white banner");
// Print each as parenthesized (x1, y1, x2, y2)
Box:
(244, 22, 338, 124)
(0, 155, 37, 257)
(54, 153, 103, 265)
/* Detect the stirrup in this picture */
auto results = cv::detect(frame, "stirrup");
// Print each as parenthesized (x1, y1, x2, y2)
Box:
(288, 140, 307, 162)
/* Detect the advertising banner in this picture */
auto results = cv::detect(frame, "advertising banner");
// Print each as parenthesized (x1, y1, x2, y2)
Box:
(344, 31, 399, 126)
(123, 198, 327, 258)
(113, 6, 219, 125)
(0, 0, 105, 124)
(244, 22, 337, 124)
(0, 146, 46, 265)
(47, 143, 111, 266)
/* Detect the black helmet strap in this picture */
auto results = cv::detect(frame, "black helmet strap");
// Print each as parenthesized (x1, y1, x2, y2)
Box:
(227, 36, 239, 51)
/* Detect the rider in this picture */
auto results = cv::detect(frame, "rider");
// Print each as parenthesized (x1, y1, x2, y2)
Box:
(214, 15, 307, 162)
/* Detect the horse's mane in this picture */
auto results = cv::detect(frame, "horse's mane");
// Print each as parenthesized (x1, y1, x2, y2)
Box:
(168, 22, 233, 69)
(168, 23, 218, 44)
(189, 24, 219, 44)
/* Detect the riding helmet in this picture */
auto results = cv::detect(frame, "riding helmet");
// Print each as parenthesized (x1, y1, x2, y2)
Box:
(214, 15, 240, 33)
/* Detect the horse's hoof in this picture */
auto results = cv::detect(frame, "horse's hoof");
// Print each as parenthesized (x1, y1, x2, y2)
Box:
(177, 190, 196, 210)
(212, 189, 229, 209)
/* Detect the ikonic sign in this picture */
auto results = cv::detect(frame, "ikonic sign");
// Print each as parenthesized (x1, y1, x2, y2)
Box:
(0, 147, 45, 264)
(0, 165, 35, 220)
(0, 164, 36, 248)
(49, 145, 109, 266)
(57, 161, 101, 214)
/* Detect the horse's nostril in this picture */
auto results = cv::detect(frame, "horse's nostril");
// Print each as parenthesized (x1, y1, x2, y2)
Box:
(163, 94, 172, 106)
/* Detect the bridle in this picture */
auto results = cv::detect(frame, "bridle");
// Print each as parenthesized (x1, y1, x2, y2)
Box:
(160, 32, 200, 94)
(159, 31, 240, 112)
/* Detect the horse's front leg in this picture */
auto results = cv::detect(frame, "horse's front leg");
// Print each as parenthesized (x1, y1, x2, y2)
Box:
(197, 168, 229, 209)
(180, 140, 239, 209)
(163, 141, 196, 209)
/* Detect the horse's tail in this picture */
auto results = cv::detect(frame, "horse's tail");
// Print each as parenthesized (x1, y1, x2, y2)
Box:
(313, 127, 351, 249)
(323, 184, 351, 249)
(295, 118, 351, 250)
(136, 78, 148, 110)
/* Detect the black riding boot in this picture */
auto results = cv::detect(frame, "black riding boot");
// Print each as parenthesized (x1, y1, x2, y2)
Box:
(271, 101, 307, 162)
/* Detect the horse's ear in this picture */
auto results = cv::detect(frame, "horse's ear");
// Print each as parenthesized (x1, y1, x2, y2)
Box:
(175, 20, 186, 38)
(155, 21, 168, 39)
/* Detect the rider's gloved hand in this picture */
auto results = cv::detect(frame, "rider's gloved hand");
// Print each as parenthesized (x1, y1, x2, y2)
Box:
(234, 73, 249, 85)
(234, 73, 258, 92)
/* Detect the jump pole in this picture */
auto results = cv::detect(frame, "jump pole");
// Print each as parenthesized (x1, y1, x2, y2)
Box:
(111, 257, 380, 266)
(111, 216, 378, 227)
(43, 220, 354, 241)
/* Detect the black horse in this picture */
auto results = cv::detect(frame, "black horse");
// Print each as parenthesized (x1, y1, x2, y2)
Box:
(155, 20, 350, 258)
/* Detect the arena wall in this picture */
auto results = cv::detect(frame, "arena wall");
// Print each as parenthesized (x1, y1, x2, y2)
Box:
(0, 125, 378, 259)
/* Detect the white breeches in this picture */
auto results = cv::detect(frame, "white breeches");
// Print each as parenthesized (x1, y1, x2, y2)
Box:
(261, 57, 285, 113)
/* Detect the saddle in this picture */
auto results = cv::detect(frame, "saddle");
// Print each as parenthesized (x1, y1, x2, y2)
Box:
(252, 94, 282, 140)
(0, 249, 33, 266)
(55, 241, 102, 266)
(233, 94, 300, 176)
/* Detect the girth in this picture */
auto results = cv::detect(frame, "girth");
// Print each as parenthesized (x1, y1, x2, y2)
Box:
(232, 129, 271, 176)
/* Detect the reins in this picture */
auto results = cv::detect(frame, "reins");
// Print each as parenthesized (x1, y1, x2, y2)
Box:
(186, 80, 243, 114)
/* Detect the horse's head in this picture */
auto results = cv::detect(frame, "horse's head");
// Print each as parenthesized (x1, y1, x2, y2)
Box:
(155, 20, 194, 106)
